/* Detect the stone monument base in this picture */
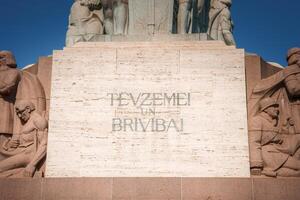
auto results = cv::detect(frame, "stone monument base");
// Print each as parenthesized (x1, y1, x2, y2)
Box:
(1, 177, 299, 200)
(47, 40, 249, 177)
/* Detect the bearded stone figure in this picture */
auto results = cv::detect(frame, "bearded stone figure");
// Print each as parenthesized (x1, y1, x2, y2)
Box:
(66, 0, 104, 47)
(0, 51, 21, 161)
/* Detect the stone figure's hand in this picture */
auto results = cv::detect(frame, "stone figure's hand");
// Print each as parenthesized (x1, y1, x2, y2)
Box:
(276, 136, 300, 156)
(250, 167, 262, 176)
(8, 138, 20, 149)
(288, 118, 295, 126)
(24, 165, 36, 177)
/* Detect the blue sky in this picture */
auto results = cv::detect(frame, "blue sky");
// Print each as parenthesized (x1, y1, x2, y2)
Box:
(1, 0, 299, 68)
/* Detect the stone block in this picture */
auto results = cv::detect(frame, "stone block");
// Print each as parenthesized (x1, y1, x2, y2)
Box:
(112, 178, 181, 200)
(43, 178, 112, 200)
(252, 178, 300, 200)
(0, 178, 42, 200)
(36, 56, 53, 112)
(182, 178, 252, 200)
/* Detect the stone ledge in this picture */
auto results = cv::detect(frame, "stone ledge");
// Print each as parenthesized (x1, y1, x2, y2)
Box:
(0, 178, 299, 200)
(68, 33, 212, 45)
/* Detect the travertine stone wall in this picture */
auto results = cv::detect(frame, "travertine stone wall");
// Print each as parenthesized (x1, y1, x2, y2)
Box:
(46, 41, 250, 177)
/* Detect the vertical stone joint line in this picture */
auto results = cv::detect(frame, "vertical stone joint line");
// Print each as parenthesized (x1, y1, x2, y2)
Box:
(116, 49, 118, 72)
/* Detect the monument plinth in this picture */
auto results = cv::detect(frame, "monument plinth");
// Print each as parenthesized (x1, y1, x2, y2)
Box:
(46, 41, 249, 177)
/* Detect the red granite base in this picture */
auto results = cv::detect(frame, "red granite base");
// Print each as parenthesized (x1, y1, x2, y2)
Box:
(0, 177, 299, 200)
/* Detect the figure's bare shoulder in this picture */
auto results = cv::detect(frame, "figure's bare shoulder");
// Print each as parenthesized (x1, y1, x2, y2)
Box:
(3, 68, 21, 82)
(31, 113, 48, 131)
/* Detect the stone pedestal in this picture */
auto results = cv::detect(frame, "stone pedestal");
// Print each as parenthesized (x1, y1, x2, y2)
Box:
(1, 178, 300, 200)
(46, 41, 249, 177)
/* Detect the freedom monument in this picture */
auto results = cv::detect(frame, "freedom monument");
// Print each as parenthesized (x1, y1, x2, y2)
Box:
(0, 0, 299, 199)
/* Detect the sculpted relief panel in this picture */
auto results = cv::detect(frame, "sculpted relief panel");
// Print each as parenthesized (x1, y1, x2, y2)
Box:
(66, 0, 235, 46)
(249, 48, 300, 177)
(0, 51, 48, 178)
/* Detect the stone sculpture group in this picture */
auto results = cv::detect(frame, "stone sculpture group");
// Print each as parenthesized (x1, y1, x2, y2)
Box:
(1, 1, 300, 180)
(249, 48, 300, 177)
(0, 51, 48, 178)
(66, 0, 235, 46)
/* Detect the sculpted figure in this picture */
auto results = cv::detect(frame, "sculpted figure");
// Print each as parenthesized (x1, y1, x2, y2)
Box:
(249, 98, 300, 177)
(112, 0, 128, 35)
(208, 0, 235, 46)
(66, 0, 104, 47)
(0, 100, 48, 178)
(177, 0, 193, 34)
(101, 0, 128, 35)
(102, 0, 114, 34)
(177, 0, 209, 34)
(0, 51, 21, 160)
(249, 48, 300, 177)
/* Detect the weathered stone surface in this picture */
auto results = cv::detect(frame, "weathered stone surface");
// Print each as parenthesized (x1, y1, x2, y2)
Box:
(113, 178, 181, 200)
(245, 54, 282, 102)
(44, 178, 112, 200)
(253, 178, 300, 200)
(0, 178, 299, 200)
(0, 178, 42, 200)
(36, 56, 53, 113)
(47, 41, 249, 177)
(182, 178, 252, 200)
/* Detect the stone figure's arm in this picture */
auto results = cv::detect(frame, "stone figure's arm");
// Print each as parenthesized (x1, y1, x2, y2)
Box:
(24, 130, 48, 177)
(2, 135, 20, 150)
(0, 79, 6, 88)
(249, 119, 263, 175)
(220, 9, 236, 46)
(0, 71, 20, 95)
(284, 74, 300, 97)
(24, 116, 48, 177)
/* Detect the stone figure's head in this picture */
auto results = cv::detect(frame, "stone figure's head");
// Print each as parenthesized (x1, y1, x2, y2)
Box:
(0, 51, 17, 68)
(287, 47, 300, 66)
(220, 0, 232, 7)
(259, 97, 279, 119)
(79, 0, 101, 9)
(15, 100, 36, 123)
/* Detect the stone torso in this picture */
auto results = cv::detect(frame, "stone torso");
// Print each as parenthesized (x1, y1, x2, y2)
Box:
(0, 67, 21, 134)
(18, 113, 47, 148)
